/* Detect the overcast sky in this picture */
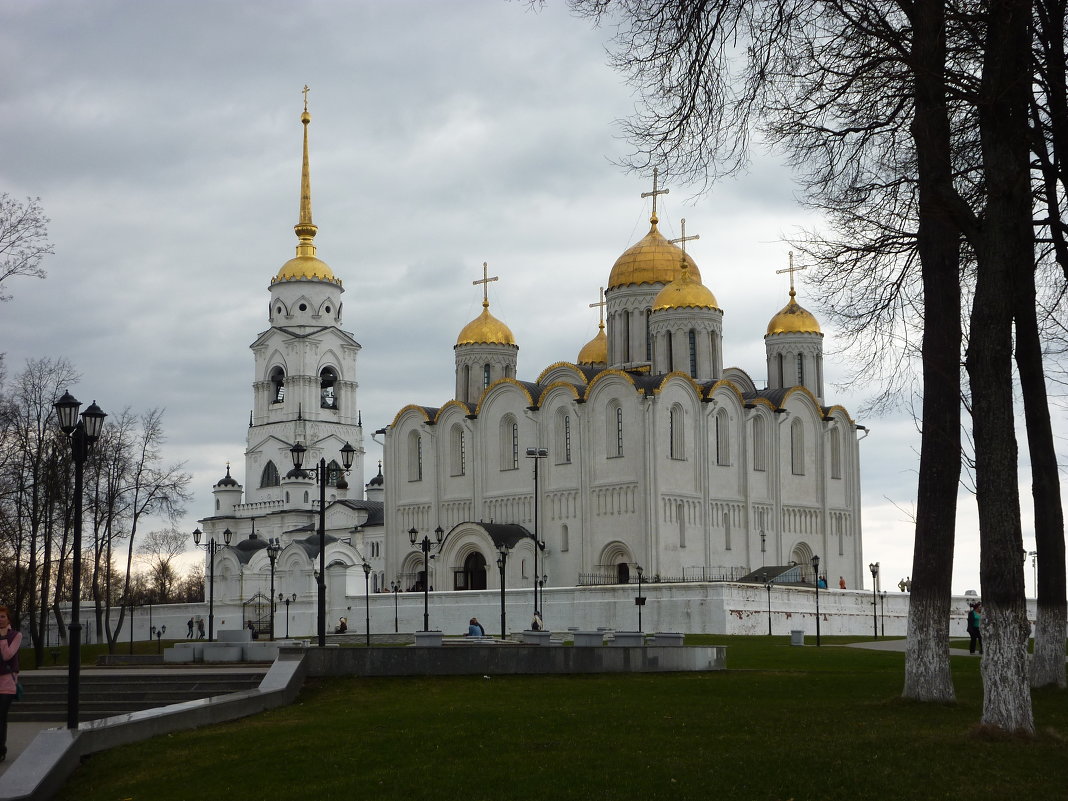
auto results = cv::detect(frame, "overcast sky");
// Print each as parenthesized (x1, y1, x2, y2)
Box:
(1, 0, 1058, 595)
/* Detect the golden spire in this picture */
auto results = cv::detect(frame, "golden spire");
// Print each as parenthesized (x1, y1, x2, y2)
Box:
(669, 217, 700, 252)
(767, 252, 821, 335)
(589, 286, 606, 329)
(641, 167, 670, 225)
(457, 262, 515, 346)
(294, 84, 317, 258)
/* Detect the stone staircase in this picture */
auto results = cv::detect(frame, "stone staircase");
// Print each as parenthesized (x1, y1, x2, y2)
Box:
(10, 667, 269, 722)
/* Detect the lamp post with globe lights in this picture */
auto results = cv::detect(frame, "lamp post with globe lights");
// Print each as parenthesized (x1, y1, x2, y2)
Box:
(192, 527, 233, 641)
(409, 526, 444, 631)
(53, 391, 107, 730)
(289, 440, 356, 647)
(869, 562, 880, 639)
(810, 554, 821, 647)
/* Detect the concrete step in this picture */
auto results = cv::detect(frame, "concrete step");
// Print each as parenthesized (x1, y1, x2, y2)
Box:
(10, 668, 267, 722)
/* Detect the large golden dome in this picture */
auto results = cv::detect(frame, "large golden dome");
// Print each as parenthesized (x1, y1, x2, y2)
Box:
(274, 254, 339, 284)
(608, 216, 700, 289)
(577, 324, 607, 364)
(766, 289, 822, 335)
(456, 302, 516, 347)
(652, 263, 718, 311)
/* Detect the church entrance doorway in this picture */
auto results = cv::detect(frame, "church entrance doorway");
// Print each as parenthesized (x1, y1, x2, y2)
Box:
(457, 552, 487, 590)
(617, 562, 630, 584)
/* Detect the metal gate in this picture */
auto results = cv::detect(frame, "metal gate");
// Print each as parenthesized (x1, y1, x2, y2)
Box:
(242, 592, 273, 638)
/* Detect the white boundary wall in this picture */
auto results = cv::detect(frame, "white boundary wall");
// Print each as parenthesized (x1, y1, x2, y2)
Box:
(86, 583, 1032, 643)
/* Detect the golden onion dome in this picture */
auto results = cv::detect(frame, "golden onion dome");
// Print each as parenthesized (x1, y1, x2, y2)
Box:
(652, 262, 718, 311)
(608, 215, 701, 289)
(274, 254, 339, 284)
(577, 323, 607, 365)
(766, 289, 822, 335)
(456, 302, 516, 347)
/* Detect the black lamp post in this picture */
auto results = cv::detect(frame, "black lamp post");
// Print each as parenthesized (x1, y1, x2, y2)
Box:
(54, 390, 106, 731)
(409, 526, 444, 631)
(525, 447, 548, 618)
(155, 625, 166, 653)
(192, 526, 232, 641)
(362, 562, 372, 647)
(279, 592, 297, 637)
(266, 538, 281, 639)
(290, 440, 357, 648)
(762, 572, 772, 636)
(635, 564, 645, 632)
(497, 543, 510, 640)
(390, 580, 400, 633)
(869, 562, 880, 639)
(537, 574, 547, 616)
(810, 554, 821, 647)
(127, 598, 135, 655)
(760, 529, 766, 566)
(880, 590, 886, 637)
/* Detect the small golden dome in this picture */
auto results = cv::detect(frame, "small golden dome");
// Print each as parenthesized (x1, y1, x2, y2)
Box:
(652, 263, 718, 311)
(456, 302, 516, 346)
(273, 254, 340, 284)
(608, 216, 701, 289)
(577, 324, 607, 365)
(766, 289, 822, 335)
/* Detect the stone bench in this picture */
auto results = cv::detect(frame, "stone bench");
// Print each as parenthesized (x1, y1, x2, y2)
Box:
(649, 632, 685, 647)
(611, 631, 645, 647)
(521, 630, 552, 646)
(573, 631, 606, 647)
(413, 631, 444, 647)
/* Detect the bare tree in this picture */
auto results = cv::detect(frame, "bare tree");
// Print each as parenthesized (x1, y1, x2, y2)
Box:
(137, 528, 188, 602)
(0, 194, 52, 303)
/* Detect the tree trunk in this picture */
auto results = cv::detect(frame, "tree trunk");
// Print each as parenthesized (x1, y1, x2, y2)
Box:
(1014, 253, 1067, 689)
(902, 0, 961, 703)
(968, 0, 1035, 735)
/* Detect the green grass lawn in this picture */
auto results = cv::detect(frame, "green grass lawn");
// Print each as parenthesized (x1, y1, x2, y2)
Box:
(55, 636, 1067, 801)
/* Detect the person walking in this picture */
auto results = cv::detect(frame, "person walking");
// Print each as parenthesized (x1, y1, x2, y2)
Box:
(186, 618, 194, 638)
(967, 602, 983, 655)
(196, 618, 206, 639)
(0, 605, 22, 762)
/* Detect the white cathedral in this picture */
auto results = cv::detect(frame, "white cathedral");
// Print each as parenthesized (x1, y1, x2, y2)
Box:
(198, 102, 866, 632)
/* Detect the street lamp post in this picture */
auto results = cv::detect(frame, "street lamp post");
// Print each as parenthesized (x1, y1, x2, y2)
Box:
(155, 625, 166, 653)
(279, 593, 297, 637)
(760, 530, 766, 566)
(267, 538, 281, 639)
(537, 574, 548, 616)
(390, 580, 400, 633)
(880, 590, 886, 637)
(762, 572, 772, 636)
(810, 554, 821, 647)
(1028, 550, 1038, 596)
(409, 526, 444, 631)
(497, 543, 510, 640)
(525, 447, 548, 619)
(869, 562, 880, 639)
(362, 562, 372, 647)
(54, 390, 107, 730)
(192, 527, 232, 641)
(635, 565, 645, 632)
(289, 440, 357, 648)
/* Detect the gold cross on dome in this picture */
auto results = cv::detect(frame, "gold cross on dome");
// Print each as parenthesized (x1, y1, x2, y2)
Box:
(589, 286, 607, 325)
(775, 251, 806, 292)
(641, 167, 670, 218)
(302, 85, 310, 112)
(669, 218, 700, 253)
(473, 261, 499, 305)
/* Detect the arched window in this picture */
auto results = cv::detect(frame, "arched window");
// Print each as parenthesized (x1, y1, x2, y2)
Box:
(561, 523, 569, 552)
(752, 416, 767, 472)
(451, 425, 466, 476)
(710, 333, 718, 374)
(830, 426, 842, 479)
(669, 404, 685, 460)
(500, 416, 519, 470)
(270, 367, 285, 403)
(408, 431, 423, 481)
(715, 410, 730, 466)
(320, 367, 338, 409)
(463, 365, 471, 403)
(555, 411, 572, 464)
(778, 353, 785, 386)
(622, 313, 631, 362)
(797, 353, 805, 385)
(607, 403, 624, 457)
(688, 330, 697, 376)
(678, 503, 686, 547)
(326, 459, 342, 486)
(483, 364, 492, 389)
(260, 461, 280, 488)
(666, 332, 674, 371)
(645, 309, 653, 361)
(724, 511, 732, 550)
(791, 418, 805, 475)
